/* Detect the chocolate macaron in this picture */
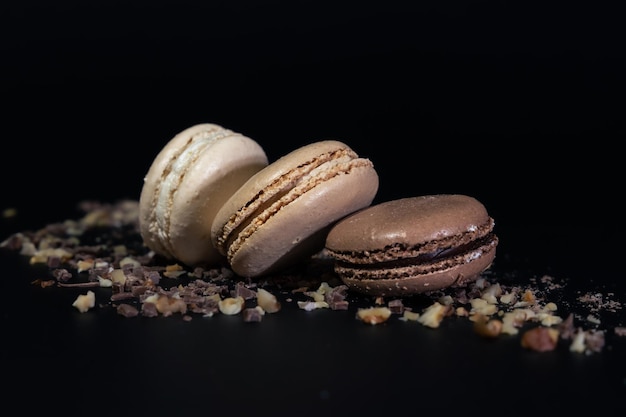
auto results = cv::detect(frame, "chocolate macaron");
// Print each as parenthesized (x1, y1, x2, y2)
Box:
(139, 123, 268, 267)
(211, 140, 379, 278)
(324, 194, 499, 297)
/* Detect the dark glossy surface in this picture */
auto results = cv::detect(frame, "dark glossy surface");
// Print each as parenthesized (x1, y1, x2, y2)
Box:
(2, 1, 624, 415)
(2, 205, 625, 415)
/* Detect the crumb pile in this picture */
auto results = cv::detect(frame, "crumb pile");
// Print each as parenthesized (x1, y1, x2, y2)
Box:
(1, 200, 623, 355)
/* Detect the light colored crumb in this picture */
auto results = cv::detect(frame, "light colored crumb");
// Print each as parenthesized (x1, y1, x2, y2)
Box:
(357, 307, 392, 325)
(417, 302, 449, 328)
(218, 296, 244, 315)
(257, 288, 281, 313)
(72, 290, 96, 313)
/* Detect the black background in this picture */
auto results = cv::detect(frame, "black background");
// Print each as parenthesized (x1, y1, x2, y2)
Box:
(1, 1, 625, 415)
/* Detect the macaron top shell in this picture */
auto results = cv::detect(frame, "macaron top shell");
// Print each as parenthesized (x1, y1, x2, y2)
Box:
(139, 123, 268, 267)
(325, 194, 495, 264)
(211, 140, 379, 277)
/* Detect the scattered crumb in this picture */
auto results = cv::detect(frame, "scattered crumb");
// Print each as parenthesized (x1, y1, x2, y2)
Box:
(1, 199, 623, 356)
(417, 302, 450, 328)
(473, 314, 503, 338)
(356, 307, 392, 325)
(242, 306, 265, 322)
(257, 288, 281, 313)
(521, 327, 559, 352)
(218, 296, 244, 315)
(117, 303, 139, 317)
(72, 290, 96, 313)
(400, 310, 420, 322)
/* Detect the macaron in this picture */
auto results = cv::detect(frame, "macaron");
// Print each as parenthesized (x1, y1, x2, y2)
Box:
(139, 123, 268, 267)
(211, 140, 379, 278)
(324, 194, 499, 297)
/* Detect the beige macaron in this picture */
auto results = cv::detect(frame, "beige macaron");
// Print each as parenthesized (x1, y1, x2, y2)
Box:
(139, 123, 268, 267)
(211, 140, 379, 278)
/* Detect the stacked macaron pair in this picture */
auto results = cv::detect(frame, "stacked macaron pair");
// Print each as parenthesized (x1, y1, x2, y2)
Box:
(139, 123, 498, 297)
(139, 123, 379, 278)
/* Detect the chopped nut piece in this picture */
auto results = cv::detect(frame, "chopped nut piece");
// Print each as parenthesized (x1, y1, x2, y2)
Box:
(500, 308, 537, 335)
(72, 290, 96, 313)
(481, 283, 502, 304)
(165, 263, 184, 272)
(298, 300, 329, 311)
(117, 303, 139, 317)
(473, 315, 503, 338)
(357, 307, 392, 325)
(455, 306, 469, 317)
(218, 296, 244, 315)
(538, 313, 563, 327)
(520, 327, 559, 352)
(256, 288, 281, 313)
(242, 306, 264, 322)
(569, 331, 587, 353)
(110, 269, 126, 285)
(544, 302, 558, 312)
(155, 295, 187, 316)
(469, 298, 498, 317)
(119, 256, 140, 269)
(30, 248, 73, 265)
(520, 289, 536, 304)
(98, 277, 113, 287)
(417, 302, 449, 328)
(77, 259, 95, 273)
(499, 292, 516, 305)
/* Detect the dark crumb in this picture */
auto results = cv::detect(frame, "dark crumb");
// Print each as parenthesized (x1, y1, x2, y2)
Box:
(242, 307, 263, 322)
(1, 199, 623, 356)
(117, 303, 139, 318)
(388, 299, 404, 314)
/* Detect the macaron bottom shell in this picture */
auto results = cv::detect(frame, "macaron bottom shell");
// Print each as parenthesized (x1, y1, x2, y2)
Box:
(336, 244, 497, 297)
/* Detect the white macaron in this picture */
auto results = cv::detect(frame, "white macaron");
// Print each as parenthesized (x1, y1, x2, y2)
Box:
(139, 123, 268, 267)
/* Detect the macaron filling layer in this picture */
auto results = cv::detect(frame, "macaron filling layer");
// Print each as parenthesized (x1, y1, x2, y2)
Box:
(215, 148, 373, 258)
(149, 127, 234, 256)
(332, 232, 498, 277)
(327, 218, 496, 265)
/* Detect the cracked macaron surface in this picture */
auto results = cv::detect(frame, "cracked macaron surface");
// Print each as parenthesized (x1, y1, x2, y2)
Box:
(139, 123, 268, 267)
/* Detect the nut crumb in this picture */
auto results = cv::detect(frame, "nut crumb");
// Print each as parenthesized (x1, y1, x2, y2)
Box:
(219, 296, 244, 315)
(357, 307, 392, 325)
(521, 327, 559, 352)
(473, 314, 503, 338)
(257, 288, 281, 313)
(72, 290, 96, 313)
(417, 302, 449, 328)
